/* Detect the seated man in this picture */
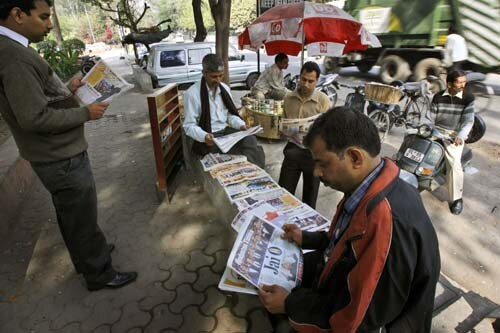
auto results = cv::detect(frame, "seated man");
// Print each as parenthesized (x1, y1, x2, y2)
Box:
(429, 70, 474, 215)
(251, 53, 290, 101)
(259, 107, 441, 333)
(183, 53, 265, 168)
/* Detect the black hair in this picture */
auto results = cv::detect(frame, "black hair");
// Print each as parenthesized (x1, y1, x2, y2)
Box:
(448, 25, 459, 35)
(447, 70, 466, 84)
(202, 53, 224, 72)
(304, 106, 381, 157)
(275, 53, 288, 64)
(300, 61, 321, 79)
(0, 0, 52, 20)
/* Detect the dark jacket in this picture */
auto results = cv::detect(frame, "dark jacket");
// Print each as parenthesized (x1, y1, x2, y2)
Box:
(285, 159, 441, 333)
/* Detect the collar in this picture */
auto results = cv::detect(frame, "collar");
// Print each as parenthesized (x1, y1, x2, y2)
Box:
(289, 88, 320, 103)
(442, 89, 463, 99)
(0, 26, 29, 47)
(343, 160, 385, 215)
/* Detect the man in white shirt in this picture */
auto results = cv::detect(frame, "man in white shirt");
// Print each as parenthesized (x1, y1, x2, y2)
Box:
(445, 26, 468, 71)
(183, 54, 265, 168)
(251, 53, 290, 101)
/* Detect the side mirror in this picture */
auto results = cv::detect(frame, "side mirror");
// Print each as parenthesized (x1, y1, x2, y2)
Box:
(240, 54, 245, 61)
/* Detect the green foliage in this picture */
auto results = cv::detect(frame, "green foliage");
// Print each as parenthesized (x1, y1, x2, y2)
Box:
(36, 38, 86, 81)
(177, 0, 214, 32)
(230, 0, 256, 30)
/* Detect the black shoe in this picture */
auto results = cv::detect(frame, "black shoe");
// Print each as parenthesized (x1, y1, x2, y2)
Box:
(87, 271, 138, 291)
(449, 199, 463, 215)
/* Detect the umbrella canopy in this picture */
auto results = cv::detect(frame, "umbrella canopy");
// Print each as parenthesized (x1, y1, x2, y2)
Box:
(238, 2, 381, 57)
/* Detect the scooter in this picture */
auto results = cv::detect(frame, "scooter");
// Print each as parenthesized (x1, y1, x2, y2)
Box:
(283, 73, 339, 107)
(395, 120, 484, 191)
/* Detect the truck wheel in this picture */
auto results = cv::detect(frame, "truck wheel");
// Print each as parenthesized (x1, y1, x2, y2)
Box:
(323, 57, 340, 74)
(246, 73, 260, 89)
(414, 58, 443, 82)
(379, 55, 410, 83)
(356, 61, 374, 73)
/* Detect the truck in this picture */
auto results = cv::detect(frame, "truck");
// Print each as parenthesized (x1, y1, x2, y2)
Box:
(324, 0, 500, 83)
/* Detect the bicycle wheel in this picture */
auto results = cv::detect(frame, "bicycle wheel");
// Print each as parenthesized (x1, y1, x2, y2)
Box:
(368, 110, 391, 143)
(404, 95, 431, 126)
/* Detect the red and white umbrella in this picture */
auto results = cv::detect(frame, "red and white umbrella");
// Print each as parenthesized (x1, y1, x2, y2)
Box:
(238, 2, 381, 57)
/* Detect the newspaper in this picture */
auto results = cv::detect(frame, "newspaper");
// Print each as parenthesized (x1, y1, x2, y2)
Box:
(200, 153, 247, 171)
(224, 175, 279, 202)
(218, 266, 258, 295)
(227, 215, 303, 292)
(231, 199, 330, 233)
(214, 164, 266, 186)
(233, 188, 300, 211)
(280, 114, 321, 148)
(213, 126, 263, 153)
(209, 161, 255, 178)
(75, 60, 133, 104)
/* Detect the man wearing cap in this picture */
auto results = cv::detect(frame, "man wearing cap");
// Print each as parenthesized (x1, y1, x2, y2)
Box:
(183, 53, 265, 168)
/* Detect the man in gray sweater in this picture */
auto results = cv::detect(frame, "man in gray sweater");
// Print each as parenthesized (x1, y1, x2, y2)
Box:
(0, 0, 137, 291)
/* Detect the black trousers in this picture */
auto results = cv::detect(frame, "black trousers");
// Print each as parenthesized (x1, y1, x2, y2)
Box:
(210, 127, 266, 168)
(278, 142, 320, 209)
(30, 152, 113, 284)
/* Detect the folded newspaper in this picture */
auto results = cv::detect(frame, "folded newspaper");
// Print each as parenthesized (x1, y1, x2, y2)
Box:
(213, 126, 263, 153)
(280, 114, 321, 148)
(226, 215, 303, 292)
(218, 266, 258, 295)
(200, 153, 247, 171)
(76, 60, 133, 104)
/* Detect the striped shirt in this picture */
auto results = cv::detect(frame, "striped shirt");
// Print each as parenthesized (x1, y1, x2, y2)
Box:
(323, 160, 385, 263)
(429, 89, 475, 140)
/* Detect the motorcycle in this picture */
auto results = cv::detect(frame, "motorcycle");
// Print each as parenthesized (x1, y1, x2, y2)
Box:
(283, 73, 339, 107)
(395, 118, 485, 191)
(79, 55, 100, 75)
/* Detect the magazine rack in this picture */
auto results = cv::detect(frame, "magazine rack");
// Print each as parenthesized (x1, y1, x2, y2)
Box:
(147, 83, 183, 201)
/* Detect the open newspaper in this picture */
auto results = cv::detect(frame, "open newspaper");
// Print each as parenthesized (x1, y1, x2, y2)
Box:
(213, 126, 263, 153)
(200, 153, 247, 171)
(76, 60, 133, 104)
(226, 215, 303, 292)
(211, 163, 265, 186)
(280, 114, 321, 148)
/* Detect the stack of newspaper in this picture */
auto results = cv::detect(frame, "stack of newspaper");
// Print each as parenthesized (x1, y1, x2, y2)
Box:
(213, 126, 263, 153)
(75, 60, 133, 104)
(199, 153, 331, 295)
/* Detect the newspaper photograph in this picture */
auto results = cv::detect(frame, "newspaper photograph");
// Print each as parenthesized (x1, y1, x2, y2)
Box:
(285, 208, 331, 232)
(227, 215, 303, 292)
(279, 114, 321, 148)
(76, 60, 133, 104)
(224, 175, 279, 202)
(218, 266, 258, 295)
(231, 201, 284, 233)
(200, 153, 247, 172)
(213, 126, 263, 153)
(233, 188, 302, 212)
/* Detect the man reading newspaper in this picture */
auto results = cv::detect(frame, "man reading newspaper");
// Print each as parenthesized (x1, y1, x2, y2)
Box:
(259, 108, 440, 333)
(183, 53, 265, 168)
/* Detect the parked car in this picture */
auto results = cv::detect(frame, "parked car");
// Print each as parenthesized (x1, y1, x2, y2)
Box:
(145, 42, 267, 89)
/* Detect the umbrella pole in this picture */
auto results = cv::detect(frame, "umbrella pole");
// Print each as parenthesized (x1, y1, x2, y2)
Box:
(300, 22, 305, 66)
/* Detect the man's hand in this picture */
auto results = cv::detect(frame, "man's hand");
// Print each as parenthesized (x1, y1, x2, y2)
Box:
(454, 137, 464, 146)
(282, 224, 302, 246)
(68, 77, 85, 94)
(258, 284, 289, 314)
(240, 125, 248, 130)
(205, 133, 215, 146)
(88, 102, 109, 120)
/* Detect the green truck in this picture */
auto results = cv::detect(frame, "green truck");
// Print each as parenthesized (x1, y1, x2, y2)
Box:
(326, 0, 500, 83)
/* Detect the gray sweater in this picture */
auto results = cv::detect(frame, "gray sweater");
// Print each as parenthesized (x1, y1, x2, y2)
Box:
(0, 35, 90, 162)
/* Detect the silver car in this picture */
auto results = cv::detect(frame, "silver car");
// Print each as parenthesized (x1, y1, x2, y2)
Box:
(145, 42, 267, 89)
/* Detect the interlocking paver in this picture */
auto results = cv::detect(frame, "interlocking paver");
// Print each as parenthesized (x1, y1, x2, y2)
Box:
(200, 286, 228, 316)
(213, 307, 248, 333)
(193, 266, 221, 293)
(170, 284, 205, 314)
(178, 305, 216, 333)
(144, 304, 183, 332)
(110, 302, 151, 332)
(186, 249, 215, 272)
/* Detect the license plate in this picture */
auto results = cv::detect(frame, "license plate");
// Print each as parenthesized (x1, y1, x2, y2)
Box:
(404, 148, 425, 163)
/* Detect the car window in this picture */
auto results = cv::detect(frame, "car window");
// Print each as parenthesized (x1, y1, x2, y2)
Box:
(228, 45, 240, 61)
(160, 50, 186, 68)
(188, 48, 211, 65)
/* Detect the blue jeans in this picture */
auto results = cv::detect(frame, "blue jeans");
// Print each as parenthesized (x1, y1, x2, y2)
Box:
(30, 152, 113, 283)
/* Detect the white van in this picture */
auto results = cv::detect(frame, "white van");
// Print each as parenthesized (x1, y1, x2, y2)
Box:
(145, 42, 267, 89)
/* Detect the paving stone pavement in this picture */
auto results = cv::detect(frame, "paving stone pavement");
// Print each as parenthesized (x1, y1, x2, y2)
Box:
(0, 54, 498, 333)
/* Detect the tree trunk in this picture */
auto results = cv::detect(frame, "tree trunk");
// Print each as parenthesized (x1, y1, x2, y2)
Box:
(210, 0, 231, 84)
(50, 1, 64, 49)
(192, 0, 207, 42)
